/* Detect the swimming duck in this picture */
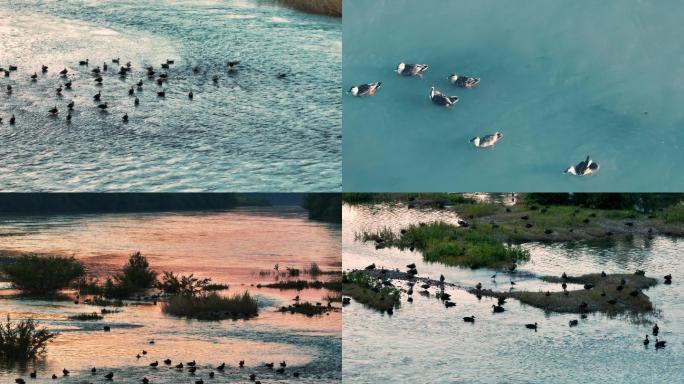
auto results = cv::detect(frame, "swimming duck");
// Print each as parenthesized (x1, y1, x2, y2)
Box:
(406, 263, 416, 269)
(164, 358, 172, 365)
(664, 274, 672, 283)
(128, 87, 135, 95)
(189, 91, 194, 99)
(161, 63, 170, 69)
(56, 86, 62, 95)
(349, 82, 382, 97)
(396, 62, 428, 78)
(525, 322, 538, 330)
(6, 85, 11, 93)
(475, 282, 482, 290)
(463, 315, 475, 323)
(643, 335, 649, 345)
(492, 304, 505, 313)
(8, 65, 17, 71)
(448, 73, 480, 89)
(30, 371, 36, 378)
(49, 106, 58, 115)
(62, 369, 69, 376)
(217, 362, 225, 371)
(94, 76, 103, 84)
(10, 115, 15, 125)
(601, 271, 607, 277)
(98, 103, 108, 110)
(103, 62, 108, 71)
(227, 61, 240, 73)
(187, 360, 196, 367)
(470, 132, 503, 148)
(134, 97, 140, 106)
(67, 101, 74, 110)
(59, 68, 68, 76)
(429, 87, 459, 108)
(655, 338, 666, 349)
(142, 378, 149, 384)
(176, 363, 184, 370)
(42, 65, 48, 73)
(652, 323, 659, 336)
(66, 113, 72, 123)
(212, 74, 220, 83)
(15, 379, 25, 384)
(149, 361, 158, 367)
(30, 72, 38, 80)
(104, 372, 113, 380)
(265, 362, 274, 369)
(565, 156, 599, 176)
(92, 66, 101, 74)
(157, 89, 166, 97)
(239, 360, 245, 367)
(188, 366, 197, 374)
(79, 59, 89, 66)
(94, 91, 101, 101)
(569, 319, 579, 327)
(52, 374, 57, 379)
(444, 301, 456, 308)
(249, 373, 256, 381)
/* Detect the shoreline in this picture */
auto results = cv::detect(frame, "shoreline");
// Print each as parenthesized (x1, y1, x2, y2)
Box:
(272, 0, 342, 17)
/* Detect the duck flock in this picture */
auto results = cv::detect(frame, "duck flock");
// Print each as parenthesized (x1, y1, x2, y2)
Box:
(348, 62, 599, 177)
(13, 343, 302, 384)
(0, 57, 251, 126)
(356, 263, 674, 351)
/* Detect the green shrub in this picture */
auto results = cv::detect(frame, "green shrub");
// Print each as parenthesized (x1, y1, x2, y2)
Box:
(156, 272, 214, 296)
(162, 292, 258, 320)
(1, 255, 85, 294)
(663, 204, 684, 224)
(67, 313, 103, 321)
(342, 271, 400, 312)
(102, 252, 157, 298)
(0, 318, 57, 361)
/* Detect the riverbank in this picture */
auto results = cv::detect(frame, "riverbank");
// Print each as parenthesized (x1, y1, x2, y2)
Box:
(273, 0, 341, 17)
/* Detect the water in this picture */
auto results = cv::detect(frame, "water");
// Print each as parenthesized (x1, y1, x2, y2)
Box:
(343, 0, 684, 192)
(342, 203, 683, 383)
(0, 0, 341, 191)
(0, 207, 342, 383)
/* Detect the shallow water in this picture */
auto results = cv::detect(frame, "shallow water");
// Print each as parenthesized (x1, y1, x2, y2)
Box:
(0, 207, 342, 383)
(342, 203, 683, 383)
(0, 0, 341, 191)
(343, 0, 684, 192)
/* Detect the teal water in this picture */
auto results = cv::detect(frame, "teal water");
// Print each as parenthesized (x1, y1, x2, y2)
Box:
(0, 0, 341, 191)
(343, 203, 684, 383)
(343, 0, 684, 192)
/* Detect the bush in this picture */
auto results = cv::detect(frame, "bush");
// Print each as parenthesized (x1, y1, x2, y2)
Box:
(156, 272, 214, 296)
(663, 204, 684, 224)
(102, 252, 157, 298)
(1, 255, 85, 294)
(162, 292, 258, 320)
(67, 313, 103, 321)
(0, 318, 57, 361)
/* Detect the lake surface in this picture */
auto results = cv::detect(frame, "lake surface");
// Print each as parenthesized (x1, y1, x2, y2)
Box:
(0, 207, 342, 383)
(343, 0, 684, 192)
(342, 203, 683, 383)
(0, 0, 341, 191)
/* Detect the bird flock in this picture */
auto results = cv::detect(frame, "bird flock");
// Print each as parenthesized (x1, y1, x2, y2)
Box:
(353, 263, 674, 351)
(14, 343, 302, 384)
(1, 58, 244, 126)
(348, 62, 600, 176)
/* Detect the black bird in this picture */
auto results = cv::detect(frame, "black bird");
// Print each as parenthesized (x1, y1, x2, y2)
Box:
(492, 304, 505, 313)
(164, 358, 172, 365)
(280, 361, 287, 368)
(601, 271, 607, 277)
(56, 86, 62, 95)
(123, 113, 128, 122)
(67, 101, 74, 110)
(406, 263, 416, 269)
(6, 84, 11, 93)
(79, 59, 89, 65)
(569, 319, 579, 327)
(497, 297, 507, 305)
(104, 372, 114, 380)
(10, 114, 16, 125)
(643, 335, 649, 345)
(62, 369, 69, 376)
(161, 63, 170, 69)
(9, 65, 17, 70)
(142, 350, 147, 355)
(30, 371, 36, 378)
(134, 96, 140, 106)
(30, 72, 38, 80)
(157, 89, 166, 97)
(249, 374, 256, 381)
(664, 274, 672, 283)
(265, 362, 274, 369)
(444, 301, 455, 308)
(59, 68, 68, 76)
(15, 379, 25, 384)
(189, 91, 194, 99)
(103, 62, 108, 71)
(188, 366, 197, 374)
(655, 338, 666, 349)
(212, 74, 219, 83)
(94, 76, 103, 84)
(525, 322, 538, 330)
(187, 360, 196, 367)
(112, 58, 120, 63)
(94, 91, 101, 101)
(42, 65, 48, 73)
(91, 367, 97, 374)
(92, 66, 101, 74)
(217, 362, 225, 371)
(209, 371, 215, 378)
(239, 360, 245, 367)
(293, 372, 300, 378)
(98, 103, 108, 110)
(137, 79, 144, 87)
(167, 59, 175, 64)
(276, 367, 285, 374)
(652, 323, 659, 336)
(150, 361, 158, 367)
(52, 374, 57, 379)
(584, 284, 594, 290)
(129, 87, 135, 95)
(463, 315, 475, 323)
(475, 282, 482, 290)
(175, 363, 184, 370)
(579, 302, 588, 311)
(143, 378, 149, 384)
(49, 106, 58, 115)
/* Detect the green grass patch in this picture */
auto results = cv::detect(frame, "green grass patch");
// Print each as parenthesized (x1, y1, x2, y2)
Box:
(454, 203, 500, 218)
(1, 255, 85, 294)
(278, 301, 333, 317)
(260, 279, 342, 292)
(0, 318, 57, 361)
(162, 292, 258, 321)
(663, 204, 684, 224)
(342, 271, 400, 312)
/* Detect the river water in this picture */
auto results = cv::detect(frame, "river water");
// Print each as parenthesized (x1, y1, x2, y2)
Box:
(0, 207, 342, 383)
(0, 0, 341, 191)
(343, 203, 683, 383)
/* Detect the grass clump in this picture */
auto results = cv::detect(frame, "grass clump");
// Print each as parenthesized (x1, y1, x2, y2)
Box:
(342, 271, 400, 312)
(85, 296, 126, 307)
(278, 302, 332, 317)
(261, 279, 342, 291)
(156, 272, 221, 296)
(0, 317, 57, 361)
(663, 204, 684, 224)
(455, 203, 500, 218)
(1, 255, 85, 294)
(67, 312, 103, 321)
(162, 292, 258, 321)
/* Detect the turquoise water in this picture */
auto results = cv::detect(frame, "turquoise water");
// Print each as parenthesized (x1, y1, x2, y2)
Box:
(343, 0, 684, 192)
(0, 0, 341, 191)
(343, 203, 684, 383)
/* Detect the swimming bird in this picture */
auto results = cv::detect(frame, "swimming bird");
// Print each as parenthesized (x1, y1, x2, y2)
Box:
(49, 106, 58, 115)
(176, 363, 184, 370)
(112, 57, 119, 64)
(52, 374, 57, 379)
(42, 65, 48, 73)
(6, 85, 11, 93)
(129, 87, 135, 95)
(562, 272, 568, 279)
(349, 82, 382, 97)
(56, 86, 62, 95)
(15, 379, 25, 384)
(30, 72, 38, 80)
(584, 284, 594, 290)
(164, 358, 172, 365)
(67, 101, 74, 110)
(470, 132, 503, 148)
(30, 371, 36, 378)
(492, 304, 505, 313)
(64, 80, 72, 89)
(664, 274, 672, 283)
(276, 367, 285, 374)
(652, 323, 659, 336)
(157, 89, 166, 97)
(59, 68, 68, 76)
(643, 335, 649, 345)
(187, 360, 196, 367)
(497, 297, 506, 305)
(227, 61, 240, 73)
(448, 73, 480, 88)
(94, 76, 103, 84)
(217, 362, 225, 371)
(94, 91, 101, 101)
(463, 315, 475, 323)
(103, 62, 108, 71)
(561, 282, 567, 290)
(142, 350, 147, 355)
(407, 263, 416, 269)
(9, 65, 17, 71)
(195, 379, 204, 384)
(62, 369, 69, 376)
(601, 271, 607, 277)
(565, 156, 600, 176)
(98, 103, 108, 110)
(249, 373, 256, 381)
(150, 361, 158, 367)
(212, 74, 220, 83)
(239, 360, 245, 367)
(280, 361, 287, 368)
(265, 362, 274, 369)
(475, 282, 482, 290)
(142, 378, 149, 384)
(161, 63, 170, 69)
(655, 338, 666, 349)
(79, 59, 89, 66)
(134, 96, 140, 106)
(188, 366, 197, 374)
(104, 372, 113, 380)
(569, 319, 579, 327)
(396, 62, 428, 78)
(10, 115, 15, 125)
(92, 66, 101, 74)
(429, 87, 459, 108)
(189, 91, 194, 99)
(525, 322, 538, 330)
(293, 372, 300, 378)
(444, 301, 456, 308)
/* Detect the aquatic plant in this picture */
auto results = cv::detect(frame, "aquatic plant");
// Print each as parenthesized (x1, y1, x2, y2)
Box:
(67, 312, 103, 321)
(162, 292, 258, 320)
(261, 279, 342, 291)
(115, 252, 158, 291)
(278, 301, 334, 317)
(286, 267, 301, 277)
(342, 271, 400, 312)
(156, 272, 218, 296)
(86, 296, 126, 307)
(1, 255, 85, 294)
(73, 276, 105, 295)
(343, 193, 473, 205)
(663, 204, 684, 223)
(0, 317, 57, 361)
(325, 294, 343, 302)
(308, 262, 322, 276)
